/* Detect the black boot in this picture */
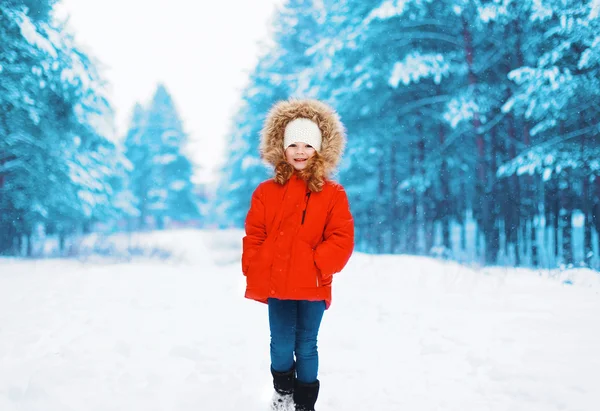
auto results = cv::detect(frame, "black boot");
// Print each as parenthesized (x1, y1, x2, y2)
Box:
(294, 380, 319, 411)
(271, 365, 295, 395)
(271, 366, 295, 410)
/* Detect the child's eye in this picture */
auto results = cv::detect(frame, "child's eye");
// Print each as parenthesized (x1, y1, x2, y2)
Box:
(306, 145, 313, 149)
(289, 144, 297, 147)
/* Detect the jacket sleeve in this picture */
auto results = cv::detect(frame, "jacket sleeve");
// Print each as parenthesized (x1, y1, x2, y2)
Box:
(242, 185, 267, 275)
(314, 187, 354, 278)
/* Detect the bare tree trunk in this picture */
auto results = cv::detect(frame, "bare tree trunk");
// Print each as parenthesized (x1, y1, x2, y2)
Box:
(0, 222, 16, 255)
(461, 214, 467, 253)
(0, 229, 9, 255)
(59, 231, 66, 256)
(424, 187, 435, 254)
(559, 175, 573, 266)
(507, 113, 521, 265)
(494, 123, 509, 261)
(418, 127, 427, 254)
(0, 111, 20, 256)
(553, 187, 560, 261)
(0, 120, 7, 253)
(377, 152, 385, 253)
(460, 179, 468, 253)
(524, 126, 539, 267)
(583, 175, 593, 266)
(542, 178, 553, 266)
(578, 120, 593, 266)
(409, 197, 418, 254)
(462, 17, 494, 264)
(390, 142, 400, 253)
(593, 177, 600, 266)
(489, 126, 501, 261)
(16, 234, 22, 257)
(545, 175, 560, 263)
(439, 124, 451, 250)
(407, 151, 418, 254)
(513, 18, 537, 267)
(0, 155, 14, 255)
(531, 175, 540, 267)
(26, 233, 32, 257)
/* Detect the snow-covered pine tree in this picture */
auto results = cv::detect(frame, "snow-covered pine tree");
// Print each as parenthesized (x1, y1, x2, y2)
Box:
(124, 103, 152, 229)
(125, 85, 199, 229)
(499, 0, 600, 267)
(1, 0, 128, 255)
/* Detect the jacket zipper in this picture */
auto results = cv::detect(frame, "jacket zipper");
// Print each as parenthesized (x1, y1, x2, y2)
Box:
(301, 191, 311, 225)
(301, 189, 317, 286)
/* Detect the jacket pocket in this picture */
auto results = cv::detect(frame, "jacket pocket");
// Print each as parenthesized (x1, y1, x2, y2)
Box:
(311, 249, 331, 288)
(292, 241, 320, 288)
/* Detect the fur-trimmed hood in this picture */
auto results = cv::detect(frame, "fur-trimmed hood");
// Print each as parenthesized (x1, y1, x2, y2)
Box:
(260, 99, 346, 190)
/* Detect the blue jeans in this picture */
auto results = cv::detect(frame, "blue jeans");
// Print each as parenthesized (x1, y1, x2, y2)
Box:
(268, 298, 326, 384)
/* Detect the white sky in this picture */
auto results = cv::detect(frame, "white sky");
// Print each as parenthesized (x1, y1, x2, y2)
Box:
(54, 0, 281, 184)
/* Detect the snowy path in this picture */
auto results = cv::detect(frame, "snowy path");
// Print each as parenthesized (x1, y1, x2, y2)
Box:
(1, 229, 599, 411)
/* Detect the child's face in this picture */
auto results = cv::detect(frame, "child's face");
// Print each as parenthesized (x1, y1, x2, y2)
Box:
(285, 142, 316, 170)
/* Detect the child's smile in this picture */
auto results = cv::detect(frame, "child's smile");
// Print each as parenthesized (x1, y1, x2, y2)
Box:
(285, 142, 315, 170)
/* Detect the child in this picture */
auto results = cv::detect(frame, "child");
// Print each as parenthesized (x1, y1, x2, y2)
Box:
(242, 99, 355, 411)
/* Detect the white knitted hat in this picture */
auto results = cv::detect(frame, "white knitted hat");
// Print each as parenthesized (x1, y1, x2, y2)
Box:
(283, 118, 322, 152)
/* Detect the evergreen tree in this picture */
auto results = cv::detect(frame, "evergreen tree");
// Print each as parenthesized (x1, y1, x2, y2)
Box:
(124, 85, 199, 229)
(1, 0, 130, 255)
(124, 103, 151, 228)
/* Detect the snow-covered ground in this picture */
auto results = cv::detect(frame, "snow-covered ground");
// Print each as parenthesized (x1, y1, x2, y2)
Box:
(1, 229, 599, 411)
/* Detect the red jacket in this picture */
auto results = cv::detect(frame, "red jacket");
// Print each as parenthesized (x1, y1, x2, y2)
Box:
(242, 173, 354, 309)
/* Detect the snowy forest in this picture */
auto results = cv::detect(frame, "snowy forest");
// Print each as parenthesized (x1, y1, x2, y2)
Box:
(2, 0, 600, 270)
(218, 0, 600, 270)
(0, 0, 200, 256)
